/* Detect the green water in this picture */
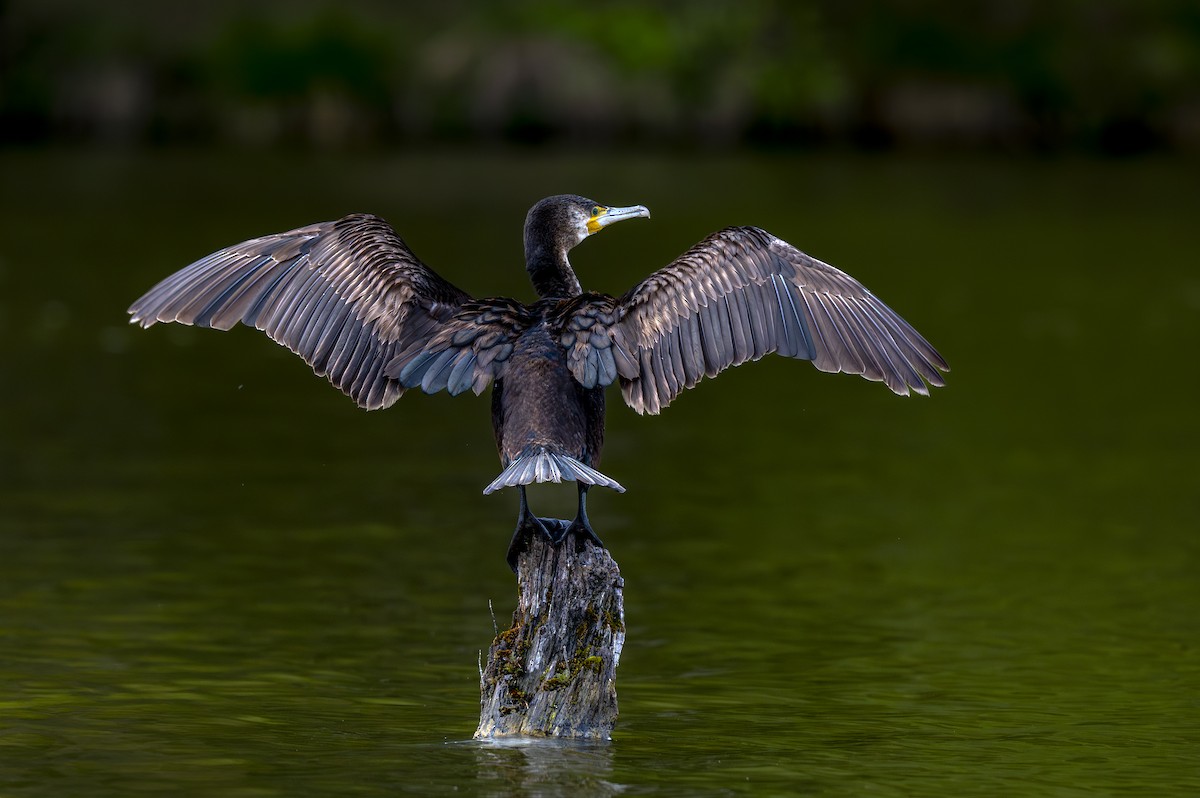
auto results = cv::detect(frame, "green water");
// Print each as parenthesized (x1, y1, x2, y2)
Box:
(1, 150, 1197, 795)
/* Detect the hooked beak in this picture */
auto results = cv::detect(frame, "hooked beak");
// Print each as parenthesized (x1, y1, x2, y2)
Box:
(587, 204, 651, 235)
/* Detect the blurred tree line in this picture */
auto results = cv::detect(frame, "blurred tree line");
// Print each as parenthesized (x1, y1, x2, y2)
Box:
(3, 0, 1199, 154)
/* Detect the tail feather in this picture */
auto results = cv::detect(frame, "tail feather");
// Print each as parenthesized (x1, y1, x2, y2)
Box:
(484, 447, 626, 495)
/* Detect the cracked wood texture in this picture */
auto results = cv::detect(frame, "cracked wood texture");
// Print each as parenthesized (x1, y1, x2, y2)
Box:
(475, 535, 625, 740)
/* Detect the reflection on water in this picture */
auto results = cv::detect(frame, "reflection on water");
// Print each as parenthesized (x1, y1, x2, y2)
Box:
(1, 150, 1198, 795)
(471, 739, 620, 797)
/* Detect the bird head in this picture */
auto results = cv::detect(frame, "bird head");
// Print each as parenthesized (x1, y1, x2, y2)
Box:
(527, 195, 651, 252)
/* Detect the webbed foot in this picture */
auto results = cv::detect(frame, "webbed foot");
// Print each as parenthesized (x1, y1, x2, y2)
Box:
(563, 517, 604, 553)
(505, 484, 607, 571)
(506, 512, 552, 572)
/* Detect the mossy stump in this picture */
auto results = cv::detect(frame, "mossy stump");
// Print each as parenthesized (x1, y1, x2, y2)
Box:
(475, 533, 625, 740)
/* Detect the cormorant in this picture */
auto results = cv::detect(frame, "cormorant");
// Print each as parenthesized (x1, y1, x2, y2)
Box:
(128, 195, 948, 568)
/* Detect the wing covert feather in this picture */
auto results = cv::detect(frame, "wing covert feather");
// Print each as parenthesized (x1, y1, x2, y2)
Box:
(386, 298, 531, 397)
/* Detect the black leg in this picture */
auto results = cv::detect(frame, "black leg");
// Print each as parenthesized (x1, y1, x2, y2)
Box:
(565, 483, 605, 552)
(506, 484, 606, 571)
(506, 486, 550, 572)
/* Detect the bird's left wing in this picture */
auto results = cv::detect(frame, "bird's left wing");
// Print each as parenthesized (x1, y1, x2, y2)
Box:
(128, 213, 471, 410)
(563, 226, 948, 414)
(555, 293, 628, 391)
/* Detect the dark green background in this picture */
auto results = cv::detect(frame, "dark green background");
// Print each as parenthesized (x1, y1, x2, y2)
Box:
(5, 0, 1200, 154)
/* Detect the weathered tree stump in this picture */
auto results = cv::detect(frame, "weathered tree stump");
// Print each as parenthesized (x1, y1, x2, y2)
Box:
(475, 531, 625, 740)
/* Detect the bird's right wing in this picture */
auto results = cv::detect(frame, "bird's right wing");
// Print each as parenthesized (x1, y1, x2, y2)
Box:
(385, 298, 533, 397)
(128, 213, 472, 410)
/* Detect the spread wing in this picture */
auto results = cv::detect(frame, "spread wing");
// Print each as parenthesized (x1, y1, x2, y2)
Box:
(564, 226, 948, 415)
(128, 213, 472, 410)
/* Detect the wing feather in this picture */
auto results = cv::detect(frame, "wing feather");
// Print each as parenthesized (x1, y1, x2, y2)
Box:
(768, 275, 797, 358)
(678, 309, 704, 379)
(387, 298, 530, 397)
(744, 280, 772, 357)
(663, 327, 684, 399)
(725, 292, 750, 363)
(128, 214, 472, 410)
(608, 226, 948, 414)
(699, 299, 726, 377)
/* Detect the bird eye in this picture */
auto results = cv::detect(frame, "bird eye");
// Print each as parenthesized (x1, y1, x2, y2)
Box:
(591, 206, 604, 217)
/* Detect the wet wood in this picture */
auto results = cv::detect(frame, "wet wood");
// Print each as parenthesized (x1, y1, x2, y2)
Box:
(475, 533, 625, 740)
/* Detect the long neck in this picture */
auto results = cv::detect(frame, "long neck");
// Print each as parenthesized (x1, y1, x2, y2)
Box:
(525, 238, 582, 299)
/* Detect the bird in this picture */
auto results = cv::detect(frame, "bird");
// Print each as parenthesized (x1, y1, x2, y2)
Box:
(128, 194, 948, 569)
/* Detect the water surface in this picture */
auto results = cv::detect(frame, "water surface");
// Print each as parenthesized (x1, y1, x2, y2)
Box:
(1, 150, 1197, 795)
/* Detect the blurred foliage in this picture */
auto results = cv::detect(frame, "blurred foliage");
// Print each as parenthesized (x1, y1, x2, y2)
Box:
(2, 0, 1199, 153)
